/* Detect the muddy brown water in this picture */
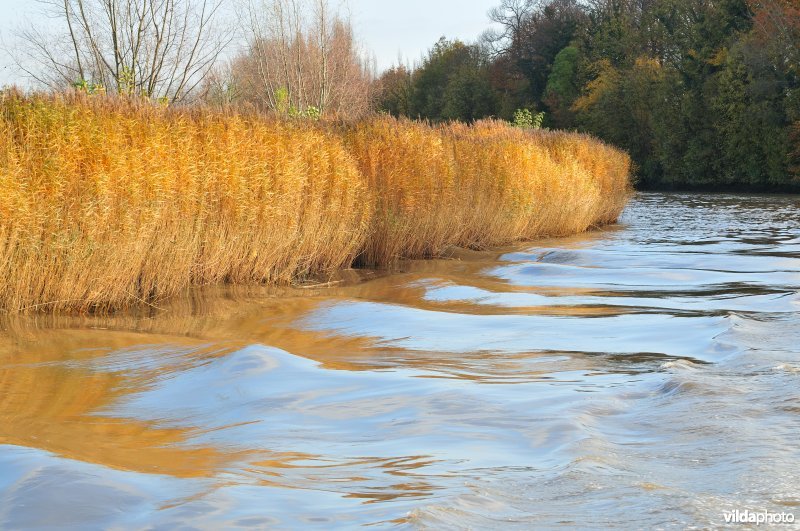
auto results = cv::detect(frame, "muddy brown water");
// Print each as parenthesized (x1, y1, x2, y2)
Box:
(1, 192, 799, 529)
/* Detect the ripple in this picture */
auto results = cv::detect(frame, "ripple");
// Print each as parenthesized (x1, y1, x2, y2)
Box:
(1, 192, 800, 528)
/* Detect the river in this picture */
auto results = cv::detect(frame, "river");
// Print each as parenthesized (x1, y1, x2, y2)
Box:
(1, 192, 799, 529)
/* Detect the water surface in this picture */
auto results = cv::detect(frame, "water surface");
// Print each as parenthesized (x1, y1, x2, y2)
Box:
(1, 193, 799, 529)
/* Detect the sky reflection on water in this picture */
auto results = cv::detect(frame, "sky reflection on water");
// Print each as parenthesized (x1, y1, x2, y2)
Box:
(1, 193, 799, 529)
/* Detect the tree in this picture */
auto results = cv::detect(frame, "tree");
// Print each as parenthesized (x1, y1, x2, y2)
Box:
(409, 38, 498, 122)
(747, 0, 800, 120)
(16, 0, 229, 102)
(544, 45, 579, 127)
(376, 65, 413, 117)
(480, 0, 588, 123)
(483, 0, 537, 58)
(567, 0, 774, 188)
(710, 38, 794, 188)
(514, 0, 586, 102)
(235, 0, 375, 119)
(574, 56, 671, 184)
(747, 0, 800, 185)
(441, 64, 498, 122)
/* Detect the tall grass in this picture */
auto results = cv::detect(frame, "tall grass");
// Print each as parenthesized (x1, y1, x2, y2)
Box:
(0, 92, 631, 313)
(344, 119, 631, 265)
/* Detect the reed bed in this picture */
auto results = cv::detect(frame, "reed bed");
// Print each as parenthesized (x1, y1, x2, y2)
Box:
(343, 119, 632, 265)
(0, 93, 631, 313)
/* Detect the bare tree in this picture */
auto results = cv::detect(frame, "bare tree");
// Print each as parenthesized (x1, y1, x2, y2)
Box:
(748, 0, 800, 70)
(233, 0, 375, 118)
(202, 60, 241, 104)
(481, 0, 539, 57)
(15, 0, 231, 102)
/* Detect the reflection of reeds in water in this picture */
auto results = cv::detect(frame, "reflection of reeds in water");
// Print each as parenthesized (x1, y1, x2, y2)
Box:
(0, 333, 236, 477)
(0, 253, 639, 496)
(0, 317, 442, 500)
(0, 93, 631, 313)
(0, 255, 637, 382)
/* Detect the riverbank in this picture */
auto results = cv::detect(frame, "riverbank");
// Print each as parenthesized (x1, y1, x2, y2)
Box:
(0, 93, 632, 313)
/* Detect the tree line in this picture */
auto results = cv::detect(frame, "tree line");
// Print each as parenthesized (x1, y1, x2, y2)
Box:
(13, 0, 375, 116)
(8, 0, 800, 190)
(378, 0, 800, 191)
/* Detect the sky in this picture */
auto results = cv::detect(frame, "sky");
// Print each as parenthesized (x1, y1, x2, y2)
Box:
(347, 0, 499, 69)
(0, 0, 501, 86)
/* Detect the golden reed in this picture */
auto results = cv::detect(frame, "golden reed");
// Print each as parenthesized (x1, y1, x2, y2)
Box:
(0, 93, 631, 313)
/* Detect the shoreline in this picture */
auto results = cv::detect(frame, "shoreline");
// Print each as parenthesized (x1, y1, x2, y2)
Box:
(0, 94, 632, 314)
(0, 227, 625, 333)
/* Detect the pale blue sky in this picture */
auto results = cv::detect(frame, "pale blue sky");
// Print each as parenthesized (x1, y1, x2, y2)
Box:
(0, 0, 500, 85)
(348, 0, 500, 68)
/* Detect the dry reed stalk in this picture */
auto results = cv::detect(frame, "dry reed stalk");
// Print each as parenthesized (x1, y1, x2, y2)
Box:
(0, 94, 632, 313)
(344, 117, 632, 265)
(0, 93, 369, 313)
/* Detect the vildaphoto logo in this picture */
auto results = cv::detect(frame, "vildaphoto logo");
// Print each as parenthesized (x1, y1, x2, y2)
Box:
(723, 509, 795, 526)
